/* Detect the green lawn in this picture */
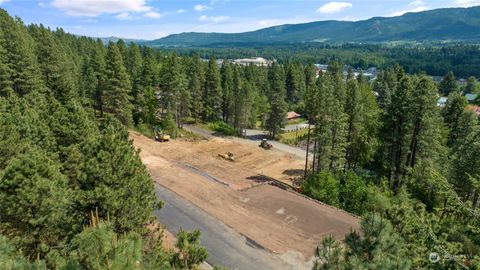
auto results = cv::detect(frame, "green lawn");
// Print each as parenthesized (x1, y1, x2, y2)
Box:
(279, 128, 309, 145)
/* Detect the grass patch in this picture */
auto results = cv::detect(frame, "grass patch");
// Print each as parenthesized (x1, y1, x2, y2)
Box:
(202, 121, 237, 136)
(134, 123, 155, 138)
(279, 128, 309, 145)
(178, 128, 205, 140)
(287, 117, 307, 125)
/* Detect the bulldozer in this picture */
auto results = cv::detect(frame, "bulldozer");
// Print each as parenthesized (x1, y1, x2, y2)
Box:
(153, 127, 170, 142)
(218, 152, 235, 162)
(259, 139, 273, 150)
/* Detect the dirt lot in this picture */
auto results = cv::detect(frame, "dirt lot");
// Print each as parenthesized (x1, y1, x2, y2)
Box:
(131, 132, 359, 260)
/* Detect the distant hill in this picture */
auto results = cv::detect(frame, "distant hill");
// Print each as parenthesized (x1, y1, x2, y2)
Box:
(100, 36, 145, 45)
(146, 6, 480, 47)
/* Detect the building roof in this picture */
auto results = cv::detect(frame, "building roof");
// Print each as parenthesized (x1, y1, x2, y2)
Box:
(286, 111, 301, 119)
(437, 97, 448, 106)
(466, 105, 480, 117)
(465, 93, 478, 102)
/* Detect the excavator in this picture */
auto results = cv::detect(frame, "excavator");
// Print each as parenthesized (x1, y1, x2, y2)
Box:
(259, 139, 273, 150)
(153, 127, 170, 142)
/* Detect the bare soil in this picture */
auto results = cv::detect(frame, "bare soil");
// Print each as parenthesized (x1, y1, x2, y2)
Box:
(131, 132, 359, 260)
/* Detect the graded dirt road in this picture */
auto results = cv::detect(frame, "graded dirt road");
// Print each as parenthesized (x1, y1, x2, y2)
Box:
(131, 132, 359, 268)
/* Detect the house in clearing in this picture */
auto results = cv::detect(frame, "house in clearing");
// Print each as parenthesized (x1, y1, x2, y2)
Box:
(286, 111, 301, 121)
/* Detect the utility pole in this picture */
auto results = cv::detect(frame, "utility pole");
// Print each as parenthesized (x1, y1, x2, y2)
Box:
(304, 119, 312, 181)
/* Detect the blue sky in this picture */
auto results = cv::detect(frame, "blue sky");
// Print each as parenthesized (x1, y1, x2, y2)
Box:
(1, 0, 479, 40)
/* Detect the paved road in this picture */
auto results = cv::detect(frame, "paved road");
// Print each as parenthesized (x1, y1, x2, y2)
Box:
(183, 124, 309, 159)
(154, 184, 293, 270)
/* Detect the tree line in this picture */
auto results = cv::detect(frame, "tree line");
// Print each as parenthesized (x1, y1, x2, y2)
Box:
(0, 9, 210, 269)
(303, 64, 480, 269)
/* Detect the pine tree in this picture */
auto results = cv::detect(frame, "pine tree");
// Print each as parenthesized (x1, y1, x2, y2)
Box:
(0, 10, 43, 96)
(285, 62, 305, 104)
(405, 75, 445, 169)
(104, 42, 133, 125)
(188, 54, 205, 122)
(116, 39, 128, 64)
(0, 148, 73, 256)
(312, 74, 347, 172)
(442, 91, 468, 146)
(91, 39, 107, 116)
(465, 76, 479, 94)
(265, 63, 287, 138)
(220, 61, 234, 123)
(203, 57, 222, 121)
(65, 117, 158, 232)
(159, 54, 188, 127)
(125, 42, 143, 124)
(379, 69, 413, 192)
(0, 26, 13, 96)
(140, 48, 158, 89)
(172, 229, 208, 269)
(439, 71, 458, 96)
(29, 25, 77, 103)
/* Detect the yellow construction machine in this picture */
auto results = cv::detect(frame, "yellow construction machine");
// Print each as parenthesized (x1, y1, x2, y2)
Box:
(218, 152, 235, 162)
(153, 127, 170, 142)
(259, 139, 273, 150)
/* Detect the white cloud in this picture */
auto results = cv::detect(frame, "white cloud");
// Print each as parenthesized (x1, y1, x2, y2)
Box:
(115, 12, 132, 20)
(51, 0, 151, 17)
(0, 0, 11, 4)
(317, 2, 352, 14)
(453, 0, 480, 7)
(409, 0, 425, 7)
(194, 4, 211, 12)
(199, 15, 229, 22)
(144, 11, 163, 19)
(177, 9, 186, 13)
(388, 1, 429, 17)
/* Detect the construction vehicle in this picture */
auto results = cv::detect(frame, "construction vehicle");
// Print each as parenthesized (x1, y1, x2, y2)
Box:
(218, 152, 235, 162)
(259, 139, 273, 150)
(153, 127, 170, 142)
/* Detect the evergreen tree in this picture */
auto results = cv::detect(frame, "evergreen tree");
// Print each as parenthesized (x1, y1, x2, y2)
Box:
(285, 62, 305, 104)
(0, 148, 73, 256)
(442, 91, 468, 146)
(0, 10, 43, 96)
(91, 40, 107, 116)
(344, 78, 380, 170)
(172, 229, 209, 269)
(29, 25, 77, 103)
(126, 43, 143, 124)
(465, 76, 479, 94)
(104, 42, 133, 125)
(439, 71, 459, 96)
(188, 55, 205, 122)
(116, 39, 128, 64)
(203, 57, 222, 121)
(265, 63, 287, 138)
(220, 61, 234, 123)
(379, 70, 413, 192)
(159, 54, 188, 127)
(65, 117, 158, 232)
(312, 74, 347, 172)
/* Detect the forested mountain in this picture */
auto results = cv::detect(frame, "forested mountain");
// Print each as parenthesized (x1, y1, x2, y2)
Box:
(150, 6, 480, 47)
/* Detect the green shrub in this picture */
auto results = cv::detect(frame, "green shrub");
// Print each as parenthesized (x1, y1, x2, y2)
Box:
(207, 121, 237, 136)
(302, 171, 340, 207)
